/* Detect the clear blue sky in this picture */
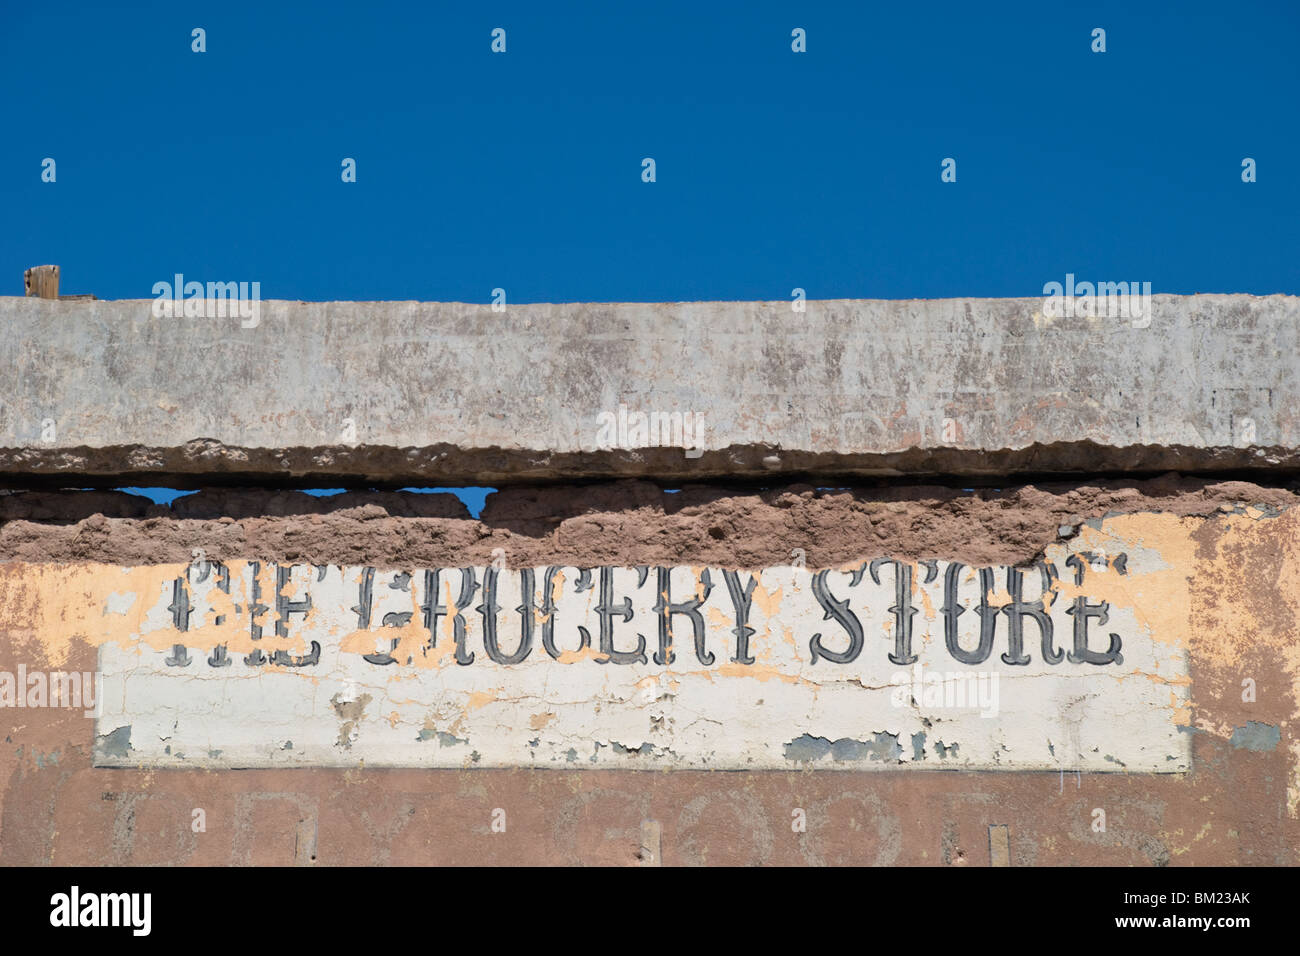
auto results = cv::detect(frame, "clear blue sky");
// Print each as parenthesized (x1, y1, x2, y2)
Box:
(118, 486, 495, 516)
(4, 1, 1297, 303)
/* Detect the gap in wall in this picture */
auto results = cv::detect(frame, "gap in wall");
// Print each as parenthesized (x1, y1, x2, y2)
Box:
(113, 486, 499, 518)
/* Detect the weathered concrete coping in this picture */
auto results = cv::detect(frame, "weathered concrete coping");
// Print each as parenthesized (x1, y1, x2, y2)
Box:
(0, 294, 1296, 484)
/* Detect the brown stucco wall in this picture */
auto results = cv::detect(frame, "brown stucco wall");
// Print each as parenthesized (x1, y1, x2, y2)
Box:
(0, 478, 1295, 864)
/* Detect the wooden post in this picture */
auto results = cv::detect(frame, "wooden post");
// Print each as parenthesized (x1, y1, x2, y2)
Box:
(24, 265, 59, 299)
(22, 266, 95, 301)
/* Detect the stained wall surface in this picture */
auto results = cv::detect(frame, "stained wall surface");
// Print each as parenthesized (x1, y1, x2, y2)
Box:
(2, 295, 1298, 484)
(0, 480, 1294, 865)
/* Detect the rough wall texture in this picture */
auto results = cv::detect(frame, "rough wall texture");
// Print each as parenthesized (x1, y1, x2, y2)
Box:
(0, 479, 1295, 864)
(2, 294, 1295, 866)
(2, 294, 1298, 484)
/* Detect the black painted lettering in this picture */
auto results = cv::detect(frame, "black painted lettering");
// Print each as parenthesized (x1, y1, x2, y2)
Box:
(1001, 563, 1061, 666)
(272, 565, 319, 667)
(1065, 555, 1123, 665)
(871, 558, 922, 665)
(722, 570, 758, 665)
(809, 570, 864, 665)
(595, 566, 645, 664)
(651, 567, 715, 666)
(165, 575, 192, 667)
(941, 563, 998, 665)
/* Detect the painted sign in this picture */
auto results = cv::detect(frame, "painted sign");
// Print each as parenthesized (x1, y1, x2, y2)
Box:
(81, 541, 1191, 770)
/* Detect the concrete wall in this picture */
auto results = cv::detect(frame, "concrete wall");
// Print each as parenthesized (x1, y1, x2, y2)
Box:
(1, 294, 1297, 484)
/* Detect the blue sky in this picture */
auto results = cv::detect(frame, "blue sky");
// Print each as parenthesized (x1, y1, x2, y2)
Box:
(4, 0, 1297, 304)
(118, 486, 495, 516)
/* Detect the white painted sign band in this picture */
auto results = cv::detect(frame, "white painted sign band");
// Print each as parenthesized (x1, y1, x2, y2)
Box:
(92, 551, 1190, 770)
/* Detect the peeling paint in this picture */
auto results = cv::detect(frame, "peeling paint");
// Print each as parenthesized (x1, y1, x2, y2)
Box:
(95, 724, 132, 759)
(63, 547, 1193, 770)
(1229, 722, 1281, 752)
(783, 733, 903, 764)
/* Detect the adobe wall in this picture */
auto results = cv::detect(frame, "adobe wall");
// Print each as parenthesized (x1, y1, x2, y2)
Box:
(0, 478, 1295, 864)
